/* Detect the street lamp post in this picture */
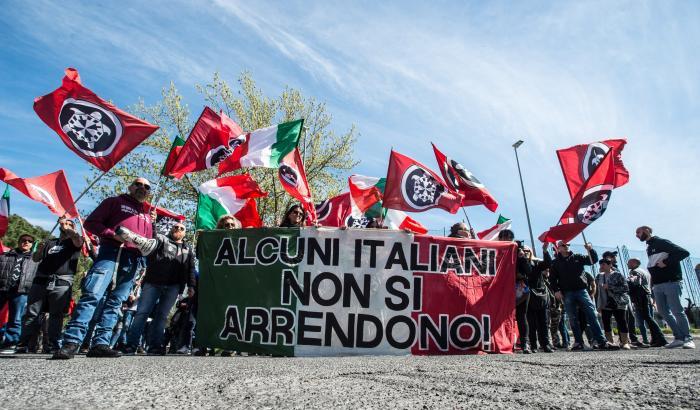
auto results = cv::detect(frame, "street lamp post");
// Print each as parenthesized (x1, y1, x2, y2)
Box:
(512, 140, 537, 257)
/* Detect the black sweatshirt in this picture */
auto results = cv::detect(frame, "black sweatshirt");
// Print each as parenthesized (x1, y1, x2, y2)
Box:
(548, 249, 598, 293)
(645, 236, 690, 285)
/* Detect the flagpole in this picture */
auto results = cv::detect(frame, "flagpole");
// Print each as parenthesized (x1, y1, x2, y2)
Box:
(580, 231, 596, 275)
(512, 140, 537, 257)
(46, 169, 109, 238)
(460, 207, 476, 239)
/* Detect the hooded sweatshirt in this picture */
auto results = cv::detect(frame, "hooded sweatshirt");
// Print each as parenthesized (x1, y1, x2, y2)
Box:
(84, 194, 153, 253)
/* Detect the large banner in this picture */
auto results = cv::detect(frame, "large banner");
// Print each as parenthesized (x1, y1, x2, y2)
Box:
(196, 228, 517, 356)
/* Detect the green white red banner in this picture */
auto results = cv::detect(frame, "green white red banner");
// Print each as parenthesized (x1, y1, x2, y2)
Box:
(196, 228, 517, 356)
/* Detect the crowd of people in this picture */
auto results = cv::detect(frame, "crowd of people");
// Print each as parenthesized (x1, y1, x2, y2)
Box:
(0, 176, 695, 359)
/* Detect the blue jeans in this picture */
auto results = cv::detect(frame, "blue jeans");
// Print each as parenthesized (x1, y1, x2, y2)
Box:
(563, 289, 606, 346)
(559, 310, 571, 347)
(0, 289, 28, 345)
(653, 281, 691, 341)
(110, 310, 135, 347)
(126, 282, 180, 349)
(63, 245, 145, 347)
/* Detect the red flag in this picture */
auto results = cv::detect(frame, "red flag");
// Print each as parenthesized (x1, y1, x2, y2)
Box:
(383, 150, 463, 214)
(432, 143, 498, 212)
(278, 149, 316, 223)
(314, 193, 353, 227)
(539, 150, 616, 243)
(0, 168, 78, 219)
(235, 199, 263, 228)
(166, 107, 245, 179)
(556, 138, 629, 198)
(33, 68, 158, 172)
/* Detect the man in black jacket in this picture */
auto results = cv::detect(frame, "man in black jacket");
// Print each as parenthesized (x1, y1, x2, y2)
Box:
(636, 226, 693, 349)
(16, 218, 83, 354)
(0, 233, 39, 353)
(122, 222, 196, 355)
(548, 241, 614, 350)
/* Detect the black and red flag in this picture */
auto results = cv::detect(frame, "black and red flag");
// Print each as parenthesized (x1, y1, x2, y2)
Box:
(144, 202, 186, 235)
(539, 149, 616, 244)
(278, 149, 316, 223)
(165, 107, 245, 179)
(557, 138, 629, 198)
(314, 192, 353, 228)
(33, 68, 159, 172)
(383, 150, 463, 214)
(432, 143, 498, 212)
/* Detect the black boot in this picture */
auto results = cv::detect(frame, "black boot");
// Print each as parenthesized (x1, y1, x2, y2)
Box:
(50, 342, 80, 360)
(86, 344, 122, 358)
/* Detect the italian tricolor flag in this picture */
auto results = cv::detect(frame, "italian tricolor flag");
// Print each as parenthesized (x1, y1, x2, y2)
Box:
(348, 175, 385, 217)
(219, 119, 303, 173)
(477, 215, 511, 240)
(383, 208, 428, 234)
(196, 175, 267, 229)
(0, 185, 9, 238)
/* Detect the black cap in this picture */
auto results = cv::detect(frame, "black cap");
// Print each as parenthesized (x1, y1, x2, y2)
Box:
(602, 250, 618, 259)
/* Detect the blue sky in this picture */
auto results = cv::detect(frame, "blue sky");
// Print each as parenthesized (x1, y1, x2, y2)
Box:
(0, 0, 699, 257)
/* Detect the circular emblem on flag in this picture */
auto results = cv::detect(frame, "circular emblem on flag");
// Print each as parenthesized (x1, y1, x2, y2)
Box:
(155, 216, 178, 236)
(345, 215, 371, 228)
(400, 165, 445, 210)
(577, 184, 613, 225)
(27, 183, 56, 210)
(582, 142, 609, 181)
(228, 134, 246, 151)
(279, 164, 299, 188)
(315, 200, 332, 222)
(445, 159, 484, 189)
(59, 98, 123, 157)
(205, 146, 232, 169)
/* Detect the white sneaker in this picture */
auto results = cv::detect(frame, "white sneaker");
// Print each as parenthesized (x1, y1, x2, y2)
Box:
(682, 340, 695, 349)
(665, 339, 685, 349)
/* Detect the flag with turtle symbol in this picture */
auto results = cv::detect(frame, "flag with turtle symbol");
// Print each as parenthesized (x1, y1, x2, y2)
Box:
(383, 150, 463, 214)
(33, 68, 159, 172)
(539, 149, 616, 243)
(556, 138, 629, 198)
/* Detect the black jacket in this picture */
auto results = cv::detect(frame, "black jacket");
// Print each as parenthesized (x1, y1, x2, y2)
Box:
(527, 252, 552, 310)
(143, 234, 197, 292)
(548, 249, 598, 293)
(0, 249, 39, 294)
(645, 236, 690, 285)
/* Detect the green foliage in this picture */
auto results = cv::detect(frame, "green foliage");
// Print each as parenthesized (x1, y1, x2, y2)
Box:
(85, 71, 358, 227)
(3, 214, 50, 249)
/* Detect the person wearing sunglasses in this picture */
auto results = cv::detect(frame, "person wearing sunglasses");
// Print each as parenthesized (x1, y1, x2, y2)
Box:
(53, 177, 154, 360)
(14, 218, 83, 354)
(0, 234, 39, 353)
(547, 240, 616, 351)
(120, 222, 195, 356)
(279, 204, 307, 228)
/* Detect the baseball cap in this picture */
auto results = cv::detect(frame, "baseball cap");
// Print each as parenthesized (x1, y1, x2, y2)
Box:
(602, 250, 618, 259)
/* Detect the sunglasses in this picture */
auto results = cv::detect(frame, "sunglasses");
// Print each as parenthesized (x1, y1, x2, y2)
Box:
(20, 238, 34, 244)
(223, 222, 237, 228)
(172, 226, 185, 231)
(132, 181, 151, 191)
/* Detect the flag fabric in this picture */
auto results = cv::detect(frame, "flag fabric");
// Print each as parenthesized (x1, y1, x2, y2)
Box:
(145, 203, 186, 235)
(315, 193, 353, 228)
(0, 168, 78, 219)
(539, 150, 616, 243)
(218, 119, 303, 173)
(0, 185, 9, 238)
(166, 107, 244, 179)
(383, 150, 463, 214)
(278, 149, 316, 222)
(348, 175, 385, 217)
(33, 68, 158, 172)
(382, 208, 428, 234)
(195, 175, 267, 229)
(432, 143, 498, 212)
(556, 138, 629, 198)
(161, 135, 186, 177)
(477, 215, 512, 240)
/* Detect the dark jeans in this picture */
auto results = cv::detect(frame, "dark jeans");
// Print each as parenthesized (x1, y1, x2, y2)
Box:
(18, 282, 71, 350)
(563, 289, 606, 346)
(179, 293, 198, 349)
(634, 298, 665, 344)
(516, 294, 530, 348)
(601, 308, 629, 333)
(626, 306, 639, 342)
(0, 289, 28, 345)
(527, 307, 551, 349)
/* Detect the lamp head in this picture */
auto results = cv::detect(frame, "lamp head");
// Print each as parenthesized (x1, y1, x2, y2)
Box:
(512, 140, 524, 149)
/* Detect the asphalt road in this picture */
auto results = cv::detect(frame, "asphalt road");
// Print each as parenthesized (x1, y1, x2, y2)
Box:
(0, 348, 698, 409)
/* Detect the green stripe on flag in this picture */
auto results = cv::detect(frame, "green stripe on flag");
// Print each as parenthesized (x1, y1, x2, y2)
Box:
(196, 193, 229, 230)
(161, 135, 186, 177)
(496, 214, 509, 224)
(268, 119, 303, 165)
